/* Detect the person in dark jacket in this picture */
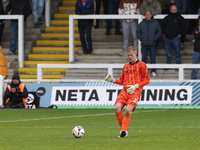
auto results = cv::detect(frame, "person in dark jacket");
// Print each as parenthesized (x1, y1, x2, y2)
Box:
(162, 5, 185, 64)
(75, 0, 94, 55)
(4, 73, 28, 108)
(0, 0, 5, 45)
(95, 0, 108, 28)
(166, 0, 187, 14)
(6, 0, 32, 55)
(137, 10, 162, 76)
(191, 16, 200, 79)
(106, 0, 122, 35)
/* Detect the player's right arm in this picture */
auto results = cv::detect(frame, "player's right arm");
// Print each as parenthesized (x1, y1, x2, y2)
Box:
(105, 65, 125, 84)
(114, 65, 125, 85)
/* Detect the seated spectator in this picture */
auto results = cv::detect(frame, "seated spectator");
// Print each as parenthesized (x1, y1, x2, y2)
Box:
(137, 10, 162, 76)
(0, 46, 8, 79)
(6, 0, 32, 55)
(32, 0, 46, 28)
(95, 0, 108, 28)
(191, 16, 200, 80)
(0, 0, 5, 45)
(106, 0, 122, 35)
(118, 0, 141, 56)
(140, 0, 162, 16)
(75, 0, 94, 55)
(4, 73, 28, 108)
(162, 5, 185, 64)
(166, 0, 187, 14)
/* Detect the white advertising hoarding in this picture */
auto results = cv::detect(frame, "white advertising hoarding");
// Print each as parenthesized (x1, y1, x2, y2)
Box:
(51, 86, 192, 106)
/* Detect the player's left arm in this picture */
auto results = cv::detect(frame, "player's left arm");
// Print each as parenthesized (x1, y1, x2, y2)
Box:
(138, 63, 150, 87)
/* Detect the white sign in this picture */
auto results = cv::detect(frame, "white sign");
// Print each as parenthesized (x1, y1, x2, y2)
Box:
(51, 86, 192, 105)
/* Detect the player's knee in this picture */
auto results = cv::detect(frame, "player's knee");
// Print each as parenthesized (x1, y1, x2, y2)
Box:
(115, 105, 121, 112)
(125, 108, 133, 114)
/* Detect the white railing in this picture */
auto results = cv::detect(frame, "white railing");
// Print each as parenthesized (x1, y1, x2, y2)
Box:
(36, 64, 200, 83)
(69, 14, 199, 63)
(45, 0, 51, 27)
(0, 15, 24, 68)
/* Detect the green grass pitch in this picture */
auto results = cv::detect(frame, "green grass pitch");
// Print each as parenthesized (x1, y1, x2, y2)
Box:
(0, 109, 199, 150)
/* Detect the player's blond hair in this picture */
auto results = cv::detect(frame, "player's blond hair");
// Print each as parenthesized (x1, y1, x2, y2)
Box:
(127, 46, 137, 53)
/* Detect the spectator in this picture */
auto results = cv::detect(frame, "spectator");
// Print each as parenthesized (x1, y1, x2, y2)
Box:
(32, 0, 46, 28)
(137, 10, 162, 76)
(162, 5, 185, 64)
(0, 0, 5, 45)
(118, 0, 141, 56)
(95, 0, 108, 28)
(0, 46, 8, 78)
(191, 0, 200, 14)
(166, 0, 187, 14)
(106, 0, 122, 35)
(4, 73, 28, 108)
(75, 0, 94, 55)
(140, 0, 162, 16)
(6, 0, 32, 55)
(191, 16, 200, 80)
(166, 0, 187, 48)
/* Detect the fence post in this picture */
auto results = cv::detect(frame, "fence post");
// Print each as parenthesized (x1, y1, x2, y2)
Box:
(45, 0, 51, 27)
(37, 64, 43, 83)
(179, 65, 184, 80)
(138, 15, 143, 61)
(69, 15, 75, 63)
(18, 15, 24, 68)
(107, 64, 113, 77)
(0, 75, 4, 107)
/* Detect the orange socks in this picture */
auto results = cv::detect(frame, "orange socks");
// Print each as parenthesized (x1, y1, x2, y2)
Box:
(116, 111, 124, 127)
(121, 113, 131, 131)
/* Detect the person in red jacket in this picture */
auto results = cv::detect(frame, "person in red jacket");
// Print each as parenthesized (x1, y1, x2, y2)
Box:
(105, 46, 150, 137)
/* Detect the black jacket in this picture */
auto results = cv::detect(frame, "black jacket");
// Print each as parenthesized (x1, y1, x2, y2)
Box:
(137, 18, 162, 46)
(6, 0, 32, 22)
(193, 26, 200, 52)
(75, 0, 94, 26)
(4, 82, 28, 105)
(162, 13, 185, 39)
(0, 0, 5, 24)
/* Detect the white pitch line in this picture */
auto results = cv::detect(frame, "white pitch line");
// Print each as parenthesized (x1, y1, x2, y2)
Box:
(0, 110, 167, 123)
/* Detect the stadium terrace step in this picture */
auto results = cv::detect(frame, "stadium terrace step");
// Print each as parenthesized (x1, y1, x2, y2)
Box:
(28, 54, 70, 61)
(51, 20, 78, 25)
(62, 0, 76, 5)
(59, 6, 75, 11)
(24, 61, 69, 68)
(54, 13, 73, 19)
(18, 68, 67, 73)
(36, 40, 81, 46)
(32, 47, 80, 54)
(41, 33, 79, 39)
(19, 74, 64, 79)
(45, 26, 78, 32)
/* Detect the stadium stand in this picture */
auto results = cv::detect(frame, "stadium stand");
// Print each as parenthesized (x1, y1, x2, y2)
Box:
(0, 0, 197, 80)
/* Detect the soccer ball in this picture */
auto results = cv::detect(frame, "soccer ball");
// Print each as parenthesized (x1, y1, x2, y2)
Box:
(72, 126, 85, 138)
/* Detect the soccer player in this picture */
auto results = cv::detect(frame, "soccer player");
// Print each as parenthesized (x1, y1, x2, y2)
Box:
(105, 46, 150, 137)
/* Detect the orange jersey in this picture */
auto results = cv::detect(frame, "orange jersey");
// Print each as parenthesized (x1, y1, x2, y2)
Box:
(115, 60, 150, 96)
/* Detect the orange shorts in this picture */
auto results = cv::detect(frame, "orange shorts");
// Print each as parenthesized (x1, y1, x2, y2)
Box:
(115, 89, 140, 109)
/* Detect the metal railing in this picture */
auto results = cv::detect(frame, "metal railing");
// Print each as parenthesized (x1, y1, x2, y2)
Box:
(69, 14, 199, 63)
(36, 64, 200, 83)
(45, 0, 51, 27)
(0, 15, 24, 68)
